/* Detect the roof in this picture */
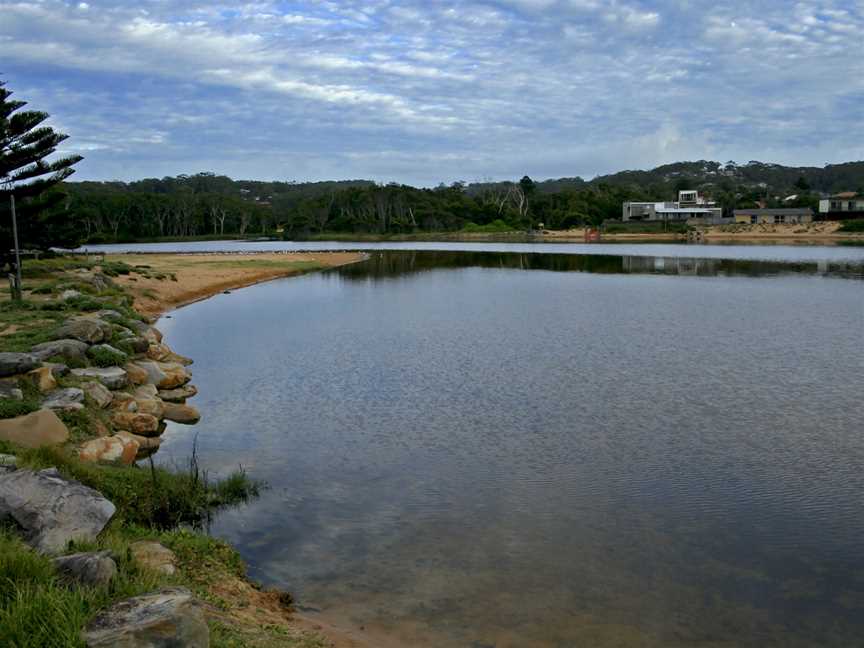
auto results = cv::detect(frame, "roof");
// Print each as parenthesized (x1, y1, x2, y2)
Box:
(733, 208, 813, 215)
(831, 192, 860, 199)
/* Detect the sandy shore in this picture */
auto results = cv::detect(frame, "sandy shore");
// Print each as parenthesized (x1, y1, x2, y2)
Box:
(104, 252, 366, 317)
(541, 221, 861, 242)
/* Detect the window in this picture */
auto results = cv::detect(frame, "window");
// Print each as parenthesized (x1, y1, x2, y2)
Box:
(774, 215, 785, 224)
(751, 215, 757, 224)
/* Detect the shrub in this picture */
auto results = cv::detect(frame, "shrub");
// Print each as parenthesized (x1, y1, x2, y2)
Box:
(838, 219, 864, 233)
(461, 219, 513, 233)
(0, 398, 39, 420)
(87, 346, 128, 368)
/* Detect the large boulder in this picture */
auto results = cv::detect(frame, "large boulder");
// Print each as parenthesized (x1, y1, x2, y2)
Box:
(133, 361, 190, 390)
(157, 385, 197, 403)
(87, 344, 128, 367)
(79, 436, 139, 466)
(30, 339, 90, 362)
(135, 399, 165, 421)
(111, 392, 138, 413)
(53, 318, 112, 344)
(82, 381, 113, 409)
(0, 352, 41, 377)
(0, 409, 69, 448)
(42, 387, 85, 413)
(0, 468, 115, 554)
(161, 403, 200, 425)
(124, 363, 149, 386)
(130, 541, 177, 576)
(116, 431, 162, 458)
(110, 412, 159, 436)
(0, 380, 23, 401)
(82, 587, 208, 648)
(53, 551, 117, 587)
(96, 309, 125, 323)
(71, 367, 128, 390)
(27, 366, 57, 393)
(133, 384, 159, 400)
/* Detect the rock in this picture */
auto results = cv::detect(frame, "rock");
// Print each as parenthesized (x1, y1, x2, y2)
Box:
(53, 551, 117, 587)
(130, 361, 167, 387)
(71, 367, 128, 390)
(53, 318, 111, 344)
(0, 409, 69, 448)
(43, 387, 85, 412)
(0, 381, 23, 401)
(111, 392, 138, 413)
(110, 412, 159, 436)
(0, 453, 16, 468)
(97, 309, 125, 323)
(124, 363, 149, 386)
(30, 339, 90, 362)
(135, 399, 164, 420)
(82, 381, 113, 409)
(92, 419, 110, 438)
(0, 468, 115, 554)
(73, 271, 114, 293)
(145, 343, 172, 362)
(45, 362, 70, 378)
(157, 363, 191, 390)
(133, 384, 159, 400)
(161, 403, 200, 425)
(130, 541, 177, 575)
(127, 337, 151, 354)
(116, 431, 162, 457)
(61, 289, 82, 300)
(27, 366, 57, 393)
(0, 352, 41, 378)
(157, 385, 197, 403)
(81, 587, 208, 648)
(79, 436, 139, 466)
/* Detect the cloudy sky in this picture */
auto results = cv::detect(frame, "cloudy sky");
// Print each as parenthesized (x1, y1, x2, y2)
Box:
(2, 0, 862, 185)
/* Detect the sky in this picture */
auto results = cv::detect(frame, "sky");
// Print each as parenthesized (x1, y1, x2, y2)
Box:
(2, 0, 863, 186)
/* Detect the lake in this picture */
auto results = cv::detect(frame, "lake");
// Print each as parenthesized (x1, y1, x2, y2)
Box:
(153, 245, 864, 647)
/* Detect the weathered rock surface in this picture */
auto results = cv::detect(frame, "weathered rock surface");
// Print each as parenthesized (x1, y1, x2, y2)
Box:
(71, 367, 128, 390)
(44, 361, 70, 377)
(0, 453, 16, 468)
(161, 403, 200, 425)
(110, 412, 159, 436)
(31, 339, 90, 362)
(96, 309, 125, 323)
(27, 366, 57, 393)
(0, 468, 115, 554)
(53, 551, 117, 587)
(145, 343, 172, 362)
(0, 352, 41, 377)
(43, 387, 85, 412)
(111, 392, 138, 413)
(135, 398, 165, 420)
(0, 380, 23, 400)
(116, 431, 162, 458)
(133, 384, 159, 400)
(132, 361, 191, 390)
(124, 363, 149, 386)
(87, 344, 128, 365)
(61, 289, 82, 301)
(0, 409, 70, 448)
(83, 381, 113, 409)
(130, 541, 177, 575)
(79, 436, 139, 466)
(82, 587, 208, 648)
(53, 318, 111, 344)
(157, 385, 197, 403)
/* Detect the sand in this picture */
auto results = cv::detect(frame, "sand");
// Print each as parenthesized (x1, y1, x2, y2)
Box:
(103, 252, 366, 317)
(540, 221, 859, 242)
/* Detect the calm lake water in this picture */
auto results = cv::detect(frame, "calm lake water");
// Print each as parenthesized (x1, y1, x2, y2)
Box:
(155, 247, 864, 647)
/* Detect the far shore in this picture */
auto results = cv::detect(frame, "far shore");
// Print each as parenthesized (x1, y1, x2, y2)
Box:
(105, 251, 366, 317)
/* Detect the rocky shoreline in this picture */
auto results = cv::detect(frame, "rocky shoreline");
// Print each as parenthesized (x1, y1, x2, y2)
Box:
(0, 264, 355, 647)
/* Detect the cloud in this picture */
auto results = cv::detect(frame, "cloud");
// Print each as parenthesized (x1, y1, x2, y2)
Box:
(0, 0, 861, 184)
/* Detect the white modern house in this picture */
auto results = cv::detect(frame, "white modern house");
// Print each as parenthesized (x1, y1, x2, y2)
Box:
(622, 191, 725, 224)
(818, 192, 864, 217)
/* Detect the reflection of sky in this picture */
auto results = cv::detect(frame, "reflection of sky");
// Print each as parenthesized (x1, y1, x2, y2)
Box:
(81, 240, 864, 264)
(155, 260, 864, 646)
(2, 1, 863, 184)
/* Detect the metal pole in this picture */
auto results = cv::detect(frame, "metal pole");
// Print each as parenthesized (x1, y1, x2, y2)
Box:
(10, 194, 22, 300)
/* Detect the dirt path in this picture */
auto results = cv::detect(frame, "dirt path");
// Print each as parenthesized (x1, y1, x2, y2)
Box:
(104, 252, 366, 317)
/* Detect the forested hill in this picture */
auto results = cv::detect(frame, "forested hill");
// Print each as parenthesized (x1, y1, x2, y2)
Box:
(54, 161, 863, 243)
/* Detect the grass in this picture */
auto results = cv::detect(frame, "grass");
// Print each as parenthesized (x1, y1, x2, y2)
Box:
(838, 219, 864, 233)
(461, 219, 514, 233)
(0, 398, 39, 420)
(86, 345, 128, 368)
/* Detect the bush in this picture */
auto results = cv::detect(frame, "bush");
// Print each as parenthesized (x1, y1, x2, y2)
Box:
(0, 398, 39, 420)
(838, 219, 864, 233)
(461, 219, 514, 233)
(87, 346, 128, 368)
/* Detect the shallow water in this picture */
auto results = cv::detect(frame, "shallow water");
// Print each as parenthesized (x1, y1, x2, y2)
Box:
(156, 249, 864, 647)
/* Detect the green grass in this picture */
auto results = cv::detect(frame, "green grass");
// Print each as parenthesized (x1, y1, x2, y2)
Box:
(86, 346, 128, 368)
(0, 398, 39, 420)
(838, 219, 864, 233)
(461, 219, 514, 233)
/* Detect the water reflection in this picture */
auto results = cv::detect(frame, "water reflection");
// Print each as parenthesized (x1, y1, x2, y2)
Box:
(336, 250, 864, 280)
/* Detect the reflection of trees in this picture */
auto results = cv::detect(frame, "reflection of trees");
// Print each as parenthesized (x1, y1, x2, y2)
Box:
(334, 252, 864, 281)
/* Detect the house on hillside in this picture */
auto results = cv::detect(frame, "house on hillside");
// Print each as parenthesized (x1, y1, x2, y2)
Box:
(622, 190, 726, 224)
(733, 208, 813, 225)
(818, 192, 864, 220)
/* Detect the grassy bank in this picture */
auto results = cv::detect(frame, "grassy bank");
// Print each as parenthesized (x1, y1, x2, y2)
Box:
(0, 256, 342, 648)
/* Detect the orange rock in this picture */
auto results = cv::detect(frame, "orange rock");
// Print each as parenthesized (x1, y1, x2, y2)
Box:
(79, 436, 139, 466)
(110, 412, 159, 436)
